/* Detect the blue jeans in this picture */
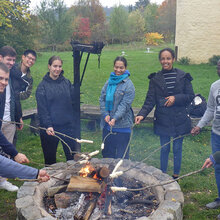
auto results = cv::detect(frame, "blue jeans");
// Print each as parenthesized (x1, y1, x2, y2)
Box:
(211, 131, 220, 198)
(102, 128, 130, 159)
(160, 135, 184, 175)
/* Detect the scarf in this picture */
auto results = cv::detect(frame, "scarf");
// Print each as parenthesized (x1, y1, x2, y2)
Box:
(105, 70, 130, 111)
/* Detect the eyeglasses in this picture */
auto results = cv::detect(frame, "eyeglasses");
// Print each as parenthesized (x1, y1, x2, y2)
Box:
(26, 55, 36, 62)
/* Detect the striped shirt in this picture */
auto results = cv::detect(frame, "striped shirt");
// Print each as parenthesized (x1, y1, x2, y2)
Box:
(162, 69, 177, 95)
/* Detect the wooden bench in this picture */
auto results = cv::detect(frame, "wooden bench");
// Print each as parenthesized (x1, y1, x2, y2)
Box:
(22, 105, 204, 133)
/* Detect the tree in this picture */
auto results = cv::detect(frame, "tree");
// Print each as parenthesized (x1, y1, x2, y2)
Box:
(157, 0, 176, 42)
(0, 14, 38, 54)
(0, 0, 37, 52)
(0, 0, 30, 28)
(69, 0, 106, 42)
(72, 17, 91, 43)
(143, 3, 159, 32)
(134, 0, 150, 11)
(128, 10, 145, 41)
(109, 5, 130, 44)
(36, 0, 71, 51)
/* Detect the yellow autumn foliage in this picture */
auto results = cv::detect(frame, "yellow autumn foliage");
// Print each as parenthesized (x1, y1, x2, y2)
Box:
(145, 32, 164, 46)
(0, 0, 30, 28)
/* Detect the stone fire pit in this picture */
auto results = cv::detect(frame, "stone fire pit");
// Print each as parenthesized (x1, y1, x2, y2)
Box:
(16, 158, 184, 220)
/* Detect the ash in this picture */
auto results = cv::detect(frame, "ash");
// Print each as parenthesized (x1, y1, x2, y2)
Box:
(46, 177, 159, 220)
(55, 194, 85, 219)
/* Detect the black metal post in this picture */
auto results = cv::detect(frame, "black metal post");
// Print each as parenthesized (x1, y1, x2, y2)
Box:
(73, 49, 81, 142)
(71, 40, 104, 145)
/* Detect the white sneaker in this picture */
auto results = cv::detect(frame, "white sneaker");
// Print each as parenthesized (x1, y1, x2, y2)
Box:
(0, 180, 18, 192)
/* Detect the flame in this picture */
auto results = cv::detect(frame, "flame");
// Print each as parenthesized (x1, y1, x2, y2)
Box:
(79, 163, 95, 177)
(79, 163, 102, 180)
(93, 173, 99, 179)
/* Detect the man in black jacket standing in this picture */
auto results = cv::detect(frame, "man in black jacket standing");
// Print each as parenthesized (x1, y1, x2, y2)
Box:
(10, 49, 36, 143)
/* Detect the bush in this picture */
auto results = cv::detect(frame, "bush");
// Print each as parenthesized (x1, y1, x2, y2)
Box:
(208, 55, 220, 65)
(144, 32, 164, 46)
(178, 57, 191, 65)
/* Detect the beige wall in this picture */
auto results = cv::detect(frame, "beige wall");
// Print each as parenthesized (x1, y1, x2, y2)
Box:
(175, 0, 220, 64)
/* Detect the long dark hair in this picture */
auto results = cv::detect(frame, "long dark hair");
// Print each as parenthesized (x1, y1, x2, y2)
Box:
(158, 48, 175, 60)
(114, 56, 127, 68)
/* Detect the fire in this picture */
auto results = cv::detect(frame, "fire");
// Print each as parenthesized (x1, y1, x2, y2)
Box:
(79, 163, 102, 180)
(79, 163, 95, 177)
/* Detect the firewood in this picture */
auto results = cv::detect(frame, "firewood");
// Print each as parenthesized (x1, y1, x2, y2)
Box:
(83, 198, 97, 220)
(104, 186, 112, 215)
(97, 167, 110, 179)
(47, 185, 67, 197)
(67, 176, 105, 193)
(74, 194, 86, 220)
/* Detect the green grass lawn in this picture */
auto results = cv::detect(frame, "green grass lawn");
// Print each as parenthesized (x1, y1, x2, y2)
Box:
(1, 43, 220, 219)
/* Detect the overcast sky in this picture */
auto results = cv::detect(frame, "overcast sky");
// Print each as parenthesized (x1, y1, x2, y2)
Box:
(30, 0, 164, 10)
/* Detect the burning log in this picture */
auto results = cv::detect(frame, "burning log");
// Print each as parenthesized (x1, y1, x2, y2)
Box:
(97, 167, 110, 179)
(67, 176, 105, 193)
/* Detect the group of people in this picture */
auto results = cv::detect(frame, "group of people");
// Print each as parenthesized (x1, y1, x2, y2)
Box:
(0, 46, 83, 192)
(1, 45, 220, 215)
(101, 48, 194, 181)
(100, 48, 220, 213)
(0, 46, 50, 191)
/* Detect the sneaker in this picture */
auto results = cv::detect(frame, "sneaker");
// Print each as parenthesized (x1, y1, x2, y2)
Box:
(206, 199, 220, 209)
(0, 180, 18, 192)
(172, 175, 179, 182)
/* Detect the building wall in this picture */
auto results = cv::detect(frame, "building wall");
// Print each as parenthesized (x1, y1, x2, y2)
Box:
(175, 0, 220, 64)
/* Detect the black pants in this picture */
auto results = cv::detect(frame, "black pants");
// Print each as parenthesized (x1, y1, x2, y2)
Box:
(40, 126, 80, 165)
(102, 128, 130, 159)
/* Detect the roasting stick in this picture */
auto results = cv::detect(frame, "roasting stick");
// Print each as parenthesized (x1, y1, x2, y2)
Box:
(3, 119, 211, 191)
(0, 119, 94, 145)
(123, 132, 191, 173)
(15, 149, 101, 182)
(111, 168, 205, 192)
(103, 125, 134, 179)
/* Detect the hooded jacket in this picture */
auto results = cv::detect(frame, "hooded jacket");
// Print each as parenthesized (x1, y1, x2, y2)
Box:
(36, 72, 75, 129)
(138, 68, 195, 136)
